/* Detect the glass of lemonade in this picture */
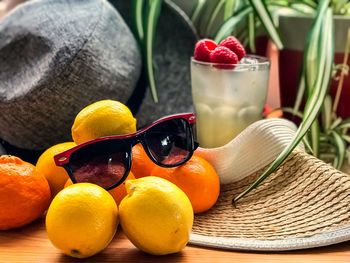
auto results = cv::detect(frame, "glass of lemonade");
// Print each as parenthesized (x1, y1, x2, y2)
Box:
(191, 55, 270, 148)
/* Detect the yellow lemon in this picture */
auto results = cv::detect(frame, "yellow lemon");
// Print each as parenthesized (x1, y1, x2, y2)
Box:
(119, 176, 194, 255)
(36, 142, 76, 197)
(71, 100, 136, 144)
(46, 183, 118, 258)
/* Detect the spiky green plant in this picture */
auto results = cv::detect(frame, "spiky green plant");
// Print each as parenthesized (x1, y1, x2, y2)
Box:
(131, 0, 350, 202)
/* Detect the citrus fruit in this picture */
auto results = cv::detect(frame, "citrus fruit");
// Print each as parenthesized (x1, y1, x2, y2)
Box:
(64, 171, 135, 205)
(119, 176, 193, 255)
(131, 143, 156, 178)
(46, 183, 118, 258)
(0, 155, 51, 230)
(151, 155, 220, 213)
(36, 142, 76, 197)
(71, 100, 136, 144)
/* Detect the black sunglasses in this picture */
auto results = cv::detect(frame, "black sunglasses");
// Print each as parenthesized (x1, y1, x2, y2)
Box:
(54, 113, 199, 190)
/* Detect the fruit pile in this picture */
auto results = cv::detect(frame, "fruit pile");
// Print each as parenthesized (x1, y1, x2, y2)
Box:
(193, 36, 246, 66)
(0, 99, 220, 258)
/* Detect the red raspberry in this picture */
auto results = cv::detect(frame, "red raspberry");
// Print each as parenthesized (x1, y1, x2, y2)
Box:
(193, 39, 217, 62)
(219, 36, 246, 60)
(210, 46, 238, 69)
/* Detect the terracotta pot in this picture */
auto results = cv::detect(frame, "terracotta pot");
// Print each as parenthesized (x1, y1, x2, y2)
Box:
(278, 14, 350, 118)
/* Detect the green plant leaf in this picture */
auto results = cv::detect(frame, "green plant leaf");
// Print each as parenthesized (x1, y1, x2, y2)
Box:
(310, 120, 320, 157)
(302, 2, 332, 97)
(322, 95, 332, 133)
(248, 0, 283, 49)
(342, 134, 350, 143)
(331, 117, 343, 130)
(198, 0, 221, 37)
(267, 0, 289, 6)
(144, 0, 162, 103)
(248, 12, 256, 53)
(301, 0, 331, 158)
(206, 0, 227, 37)
(302, 136, 314, 155)
(290, 3, 316, 15)
(214, 6, 252, 43)
(236, 27, 249, 46)
(234, 0, 247, 12)
(332, 0, 349, 14)
(331, 130, 347, 169)
(234, 3, 334, 203)
(281, 107, 304, 119)
(302, 0, 317, 8)
(294, 67, 306, 114)
(191, 0, 207, 27)
(224, 0, 237, 20)
(336, 118, 350, 138)
(338, 118, 350, 129)
(345, 3, 350, 15)
(132, 0, 145, 43)
(277, 107, 313, 154)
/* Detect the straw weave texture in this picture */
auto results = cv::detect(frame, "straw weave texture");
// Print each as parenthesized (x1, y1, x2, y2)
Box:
(192, 150, 350, 242)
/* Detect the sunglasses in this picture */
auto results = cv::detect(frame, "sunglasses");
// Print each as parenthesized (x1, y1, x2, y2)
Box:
(54, 113, 198, 190)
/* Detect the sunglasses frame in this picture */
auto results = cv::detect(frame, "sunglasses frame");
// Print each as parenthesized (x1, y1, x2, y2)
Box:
(54, 112, 198, 190)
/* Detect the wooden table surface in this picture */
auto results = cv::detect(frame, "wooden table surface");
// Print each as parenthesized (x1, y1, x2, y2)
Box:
(1, 218, 350, 263)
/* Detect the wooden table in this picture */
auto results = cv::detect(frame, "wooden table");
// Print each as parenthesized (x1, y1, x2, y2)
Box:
(1, 218, 350, 263)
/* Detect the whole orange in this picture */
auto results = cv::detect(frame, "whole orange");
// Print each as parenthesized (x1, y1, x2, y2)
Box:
(64, 171, 135, 205)
(131, 144, 156, 178)
(151, 156, 220, 214)
(0, 155, 51, 230)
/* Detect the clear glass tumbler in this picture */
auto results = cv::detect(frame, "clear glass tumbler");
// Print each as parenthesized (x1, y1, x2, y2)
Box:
(191, 55, 270, 148)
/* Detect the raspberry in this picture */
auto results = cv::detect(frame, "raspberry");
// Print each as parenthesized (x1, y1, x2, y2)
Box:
(193, 39, 217, 62)
(210, 46, 238, 69)
(219, 36, 246, 61)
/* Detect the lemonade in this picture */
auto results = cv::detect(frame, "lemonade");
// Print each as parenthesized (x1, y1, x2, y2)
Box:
(191, 55, 270, 148)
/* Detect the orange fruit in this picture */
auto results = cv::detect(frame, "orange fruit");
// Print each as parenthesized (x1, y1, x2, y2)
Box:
(64, 171, 135, 205)
(0, 155, 51, 230)
(131, 143, 156, 178)
(151, 156, 220, 214)
(36, 142, 76, 197)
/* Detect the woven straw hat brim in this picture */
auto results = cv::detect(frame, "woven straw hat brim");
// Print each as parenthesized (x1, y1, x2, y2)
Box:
(195, 118, 303, 184)
(190, 121, 350, 251)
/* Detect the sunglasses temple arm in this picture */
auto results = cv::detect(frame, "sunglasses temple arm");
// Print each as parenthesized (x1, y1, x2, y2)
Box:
(63, 164, 78, 184)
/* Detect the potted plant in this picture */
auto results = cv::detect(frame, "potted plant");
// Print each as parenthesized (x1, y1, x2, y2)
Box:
(129, 0, 350, 201)
(278, 12, 350, 119)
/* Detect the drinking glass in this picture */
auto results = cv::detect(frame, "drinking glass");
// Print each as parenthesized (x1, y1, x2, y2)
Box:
(191, 55, 270, 148)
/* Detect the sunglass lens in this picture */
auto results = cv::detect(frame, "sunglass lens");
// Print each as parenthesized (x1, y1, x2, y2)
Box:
(144, 118, 193, 166)
(69, 140, 130, 189)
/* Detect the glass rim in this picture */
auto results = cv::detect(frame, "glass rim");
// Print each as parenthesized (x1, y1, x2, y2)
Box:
(191, 54, 270, 68)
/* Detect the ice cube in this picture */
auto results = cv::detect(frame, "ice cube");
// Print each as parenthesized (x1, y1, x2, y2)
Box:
(195, 103, 214, 148)
(237, 57, 260, 71)
(212, 106, 241, 145)
(238, 105, 260, 127)
(239, 57, 259, 64)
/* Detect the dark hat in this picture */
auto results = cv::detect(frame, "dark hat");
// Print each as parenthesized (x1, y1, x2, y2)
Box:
(0, 0, 141, 150)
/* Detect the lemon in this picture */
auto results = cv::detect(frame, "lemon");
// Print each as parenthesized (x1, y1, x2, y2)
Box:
(36, 142, 76, 197)
(119, 176, 194, 255)
(46, 183, 118, 258)
(71, 100, 136, 144)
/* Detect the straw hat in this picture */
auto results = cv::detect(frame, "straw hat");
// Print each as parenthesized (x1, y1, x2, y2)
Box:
(191, 118, 350, 251)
